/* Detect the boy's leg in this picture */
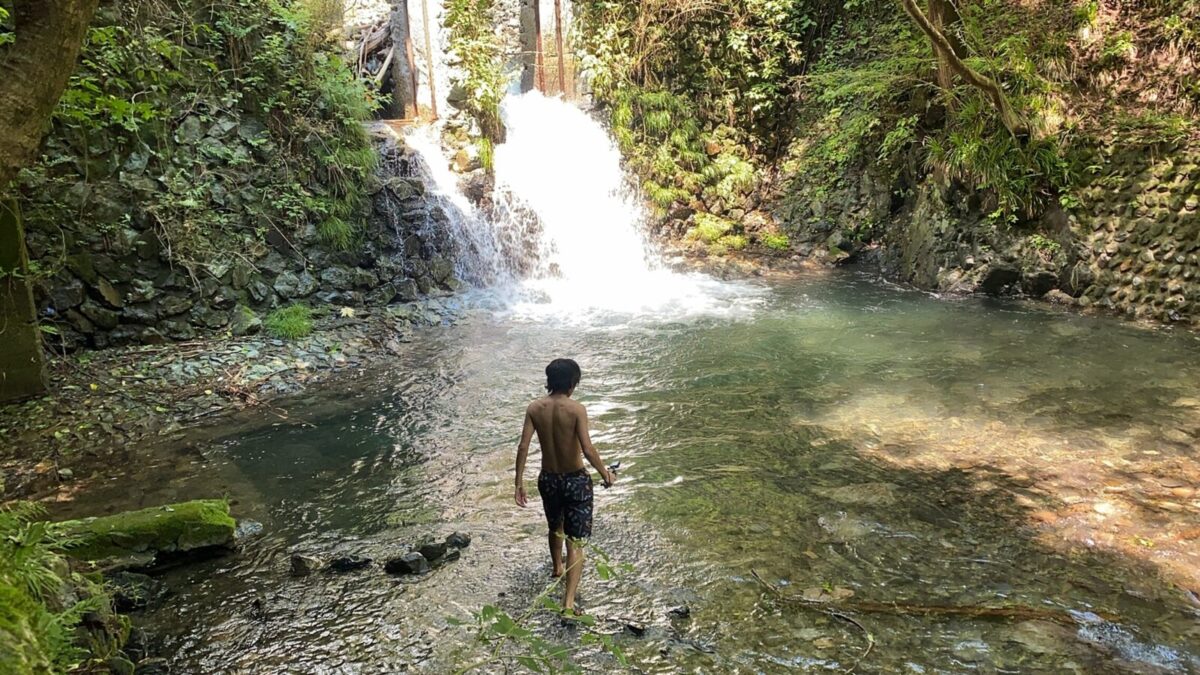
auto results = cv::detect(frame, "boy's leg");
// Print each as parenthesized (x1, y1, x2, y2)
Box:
(563, 537, 584, 612)
(549, 526, 566, 578)
(561, 473, 594, 612)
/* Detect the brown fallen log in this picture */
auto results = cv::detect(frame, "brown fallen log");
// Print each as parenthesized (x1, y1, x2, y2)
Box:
(750, 570, 1117, 627)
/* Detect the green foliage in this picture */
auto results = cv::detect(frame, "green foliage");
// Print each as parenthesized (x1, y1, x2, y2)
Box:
(1111, 110, 1192, 145)
(718, 234, 748, 251)
(927, 96, 1073, 223)
(1100, 30, 1136, 66)
(1074, 1, 1099, 29)
(477, 137, 494, 171)
(0, 7, 12, 47)
(762, 232, 791, 250)
(1027, 233, 1060, 253)
(0, 503, 118, 673)
(265, 304, 313, 339)
(687, 213, 735, 244)
(445, 0, 507, 143)
(17, 0, 378, 274)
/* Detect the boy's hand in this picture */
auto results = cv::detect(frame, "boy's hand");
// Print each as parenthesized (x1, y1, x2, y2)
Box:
(515, 484, 528, 507)
(602, 470, 617, 488)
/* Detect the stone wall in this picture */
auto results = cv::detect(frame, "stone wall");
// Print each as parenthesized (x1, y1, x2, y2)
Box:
(1073, 142, 1200, 325)
(25, 133, 462, 351)
(776, 138, 1200, 329)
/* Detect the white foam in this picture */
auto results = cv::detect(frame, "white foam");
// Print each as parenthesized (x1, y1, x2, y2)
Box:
(490, 92, 765, 324)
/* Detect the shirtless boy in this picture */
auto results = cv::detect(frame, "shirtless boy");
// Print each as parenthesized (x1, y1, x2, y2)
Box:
(514, 358, 617, 613)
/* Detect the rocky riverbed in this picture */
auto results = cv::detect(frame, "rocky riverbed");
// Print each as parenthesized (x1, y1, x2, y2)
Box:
(0, 297, 462, 501)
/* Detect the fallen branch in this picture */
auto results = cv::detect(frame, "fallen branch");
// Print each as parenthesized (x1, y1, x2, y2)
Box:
(752, 570, 873, 673)
(750, 569, 1115, 627)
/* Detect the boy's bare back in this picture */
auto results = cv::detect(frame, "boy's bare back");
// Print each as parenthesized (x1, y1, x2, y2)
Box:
(526, 396, 588, 474)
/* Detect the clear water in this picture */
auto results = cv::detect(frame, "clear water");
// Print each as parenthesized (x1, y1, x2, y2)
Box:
(64, 270, 1200, 673)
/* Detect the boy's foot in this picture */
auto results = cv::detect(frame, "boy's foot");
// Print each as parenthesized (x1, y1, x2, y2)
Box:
(552, 564, 565, 579)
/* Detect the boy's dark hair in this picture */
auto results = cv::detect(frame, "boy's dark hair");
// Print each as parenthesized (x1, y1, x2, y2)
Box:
(545, 358, 581, 394)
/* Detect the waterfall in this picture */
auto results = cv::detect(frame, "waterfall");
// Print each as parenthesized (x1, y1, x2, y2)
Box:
(489, 92, 763, 322)
(398, 91, 763, 322)
(403, 128, 513, 287)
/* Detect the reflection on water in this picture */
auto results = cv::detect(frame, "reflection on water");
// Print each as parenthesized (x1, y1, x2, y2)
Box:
(63, 270, 1200, 672)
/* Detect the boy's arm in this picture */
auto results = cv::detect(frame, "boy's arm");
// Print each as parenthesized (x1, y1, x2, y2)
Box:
(515, 409, 534, 507)
(576, 406, 616, 486)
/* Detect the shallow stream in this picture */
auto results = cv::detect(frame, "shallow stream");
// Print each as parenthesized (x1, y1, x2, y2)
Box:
(61, 269, 1200, 673)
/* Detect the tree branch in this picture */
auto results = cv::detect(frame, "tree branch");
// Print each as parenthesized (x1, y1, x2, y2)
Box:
(898, 0, 1028, 139)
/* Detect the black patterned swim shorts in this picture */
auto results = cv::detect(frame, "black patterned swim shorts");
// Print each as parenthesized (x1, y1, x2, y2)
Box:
(537, 469, 594, 539)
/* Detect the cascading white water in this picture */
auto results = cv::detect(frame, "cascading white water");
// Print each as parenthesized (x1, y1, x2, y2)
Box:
(403, 128, 514, 287)
(490, 92, 763, 322)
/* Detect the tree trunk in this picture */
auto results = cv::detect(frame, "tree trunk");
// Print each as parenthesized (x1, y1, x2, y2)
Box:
(389, 0, 417, 118)
(927, 0, 965, 92)
(0, 0, 100, 403)
(0, 0, 100, 188)
(0, 201, 44, 402)
(899, 0, 1028, 139)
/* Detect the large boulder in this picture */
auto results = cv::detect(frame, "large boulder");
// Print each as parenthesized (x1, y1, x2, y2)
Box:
(53, 499, 236, 569)
(274, 271, 317, 299)
(979, 263, 1021, 296)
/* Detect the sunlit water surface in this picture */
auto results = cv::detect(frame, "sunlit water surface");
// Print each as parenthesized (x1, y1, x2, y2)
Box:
(65, 271, 1200, 673)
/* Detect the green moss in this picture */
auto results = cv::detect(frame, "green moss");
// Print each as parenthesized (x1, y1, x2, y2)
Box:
(686, 213, 735, 244)
(265, 304, 313, 340)
(761, 232, 791, 250)
(54, 499, 235, 562)
(718, 234, 748, 251)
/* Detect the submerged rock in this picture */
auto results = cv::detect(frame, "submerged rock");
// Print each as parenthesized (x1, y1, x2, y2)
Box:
(108, 571, 167, 612)
(813, 482, 898, 507)
(327, 555, 373, 573)
(417, 541, 447, 562)
(289, 554, 321, 576)
(234, 520, 264, 540)
(445, 532, 471, 549)
(384, 552, 430, 575)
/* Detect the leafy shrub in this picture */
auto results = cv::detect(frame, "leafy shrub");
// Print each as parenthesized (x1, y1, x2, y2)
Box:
(0, 503, 120, 673)
(445, 0, 507, 143)
(265, 305, 313, 340)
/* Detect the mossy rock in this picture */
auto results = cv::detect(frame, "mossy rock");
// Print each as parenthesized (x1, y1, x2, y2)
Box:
(54, 499, 235, 563)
